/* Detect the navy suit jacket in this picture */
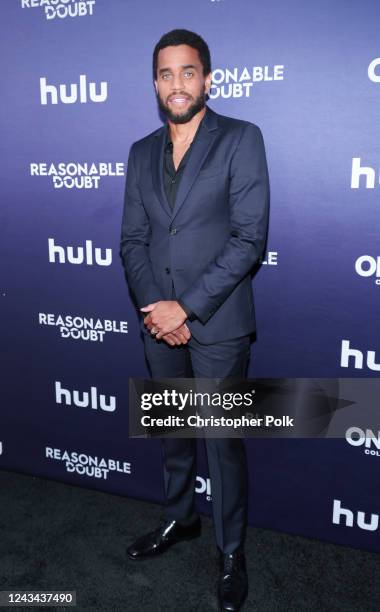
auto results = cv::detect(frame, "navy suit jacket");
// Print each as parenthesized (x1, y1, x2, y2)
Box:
(119, 105, 270, 344)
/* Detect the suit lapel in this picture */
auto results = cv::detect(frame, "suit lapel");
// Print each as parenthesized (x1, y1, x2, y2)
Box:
(151, 126, 172, 218)
(151, 105, 220, 220)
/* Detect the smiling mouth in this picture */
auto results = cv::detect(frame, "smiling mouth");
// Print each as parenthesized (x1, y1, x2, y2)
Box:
(169, 96, 190, 104)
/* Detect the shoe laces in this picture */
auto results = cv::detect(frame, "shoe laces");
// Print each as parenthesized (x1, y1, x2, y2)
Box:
(221, 550, 244, 576)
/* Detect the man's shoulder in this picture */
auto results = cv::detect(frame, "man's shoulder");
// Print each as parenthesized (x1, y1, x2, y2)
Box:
(211, 107, 262, 138)
(129, 124, 164, 157)
(205, 108, 263, 146)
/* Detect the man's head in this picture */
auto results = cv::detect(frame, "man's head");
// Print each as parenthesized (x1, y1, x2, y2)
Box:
(152, 29, 212, 124)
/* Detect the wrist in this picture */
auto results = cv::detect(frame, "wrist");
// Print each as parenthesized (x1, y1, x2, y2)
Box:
(176, 301, 188, 320)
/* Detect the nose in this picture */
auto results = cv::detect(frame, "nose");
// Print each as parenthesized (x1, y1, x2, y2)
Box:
(171, 71, 185, 91)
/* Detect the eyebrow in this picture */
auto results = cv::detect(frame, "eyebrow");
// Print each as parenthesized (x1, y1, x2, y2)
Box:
(158, 64, 198, 75)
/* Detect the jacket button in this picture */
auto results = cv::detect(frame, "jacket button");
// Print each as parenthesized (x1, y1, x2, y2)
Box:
(165, 267, 170, 274)
(169, 228, 177, 235)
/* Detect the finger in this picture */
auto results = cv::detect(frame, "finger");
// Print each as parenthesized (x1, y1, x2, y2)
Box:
(181, 326, 191, 340)
(174, 331, 187, 344)
(162, 335, 175, 346)
(140, 303, 157, 312)
(173, 325, 190, 341)
(163, 333, 179, 346)
(155, 328, 167, 340)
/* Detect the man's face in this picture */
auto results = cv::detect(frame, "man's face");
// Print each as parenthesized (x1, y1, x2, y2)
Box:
(154, 44, 211, 124)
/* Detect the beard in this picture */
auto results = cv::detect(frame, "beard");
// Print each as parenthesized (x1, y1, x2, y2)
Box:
(156, 88, 207, 124)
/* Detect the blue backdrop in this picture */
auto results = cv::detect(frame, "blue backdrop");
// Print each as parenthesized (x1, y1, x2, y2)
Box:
(1, 0, 379, 553)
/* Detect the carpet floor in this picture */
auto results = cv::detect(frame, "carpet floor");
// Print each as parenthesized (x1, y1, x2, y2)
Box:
(0, 469, 378, 611)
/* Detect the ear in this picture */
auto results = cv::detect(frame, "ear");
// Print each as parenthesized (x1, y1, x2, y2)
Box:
(154, 80, 158, 94)
(205, 72, 212, 95)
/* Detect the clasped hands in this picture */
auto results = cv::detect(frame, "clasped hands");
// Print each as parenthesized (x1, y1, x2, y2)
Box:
(141, 300, 191, 346)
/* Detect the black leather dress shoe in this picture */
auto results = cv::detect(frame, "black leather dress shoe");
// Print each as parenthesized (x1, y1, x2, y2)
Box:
(218, 547, 248, 611)
(126, 517, 201, 560)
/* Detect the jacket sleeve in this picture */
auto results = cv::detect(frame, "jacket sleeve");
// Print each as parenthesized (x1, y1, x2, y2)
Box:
(178, 123, 270, 325)
(119, 143, 165, 308)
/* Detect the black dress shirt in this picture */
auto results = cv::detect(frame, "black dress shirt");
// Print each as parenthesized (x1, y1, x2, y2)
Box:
(163, 117, 205, 322)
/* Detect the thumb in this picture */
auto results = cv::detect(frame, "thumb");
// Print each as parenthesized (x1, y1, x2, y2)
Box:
(140, 303, 156, 312)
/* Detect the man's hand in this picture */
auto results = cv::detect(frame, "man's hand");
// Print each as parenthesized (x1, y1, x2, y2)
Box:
(162, 323, 191, 346)
(141, 300, 187, 339)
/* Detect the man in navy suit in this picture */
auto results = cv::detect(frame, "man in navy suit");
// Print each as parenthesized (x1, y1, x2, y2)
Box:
(120, 29, 269, 611)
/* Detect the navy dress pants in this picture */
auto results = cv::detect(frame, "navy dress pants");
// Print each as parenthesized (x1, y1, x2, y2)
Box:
(141, 288, 251, 554)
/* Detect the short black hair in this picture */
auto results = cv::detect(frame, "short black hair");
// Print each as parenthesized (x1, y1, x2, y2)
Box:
(152, 29, 211, 81)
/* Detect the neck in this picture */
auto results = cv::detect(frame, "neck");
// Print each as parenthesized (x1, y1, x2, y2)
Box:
(167, 106, 206, 144)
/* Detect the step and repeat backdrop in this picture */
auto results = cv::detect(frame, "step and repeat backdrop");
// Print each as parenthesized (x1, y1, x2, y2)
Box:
(1, 0, 379, 553)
